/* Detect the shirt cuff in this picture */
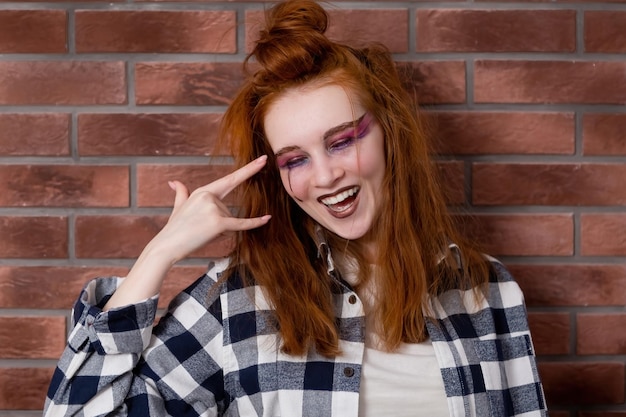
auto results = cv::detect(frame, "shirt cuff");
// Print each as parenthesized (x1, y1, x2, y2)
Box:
(68, 277, 159, 355)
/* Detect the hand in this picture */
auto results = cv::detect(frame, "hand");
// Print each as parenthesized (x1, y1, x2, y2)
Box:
(103, 155, 271, 310)
(155, 155, 271, 263)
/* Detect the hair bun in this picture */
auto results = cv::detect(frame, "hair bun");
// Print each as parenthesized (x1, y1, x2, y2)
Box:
(252, 0, 334, 81)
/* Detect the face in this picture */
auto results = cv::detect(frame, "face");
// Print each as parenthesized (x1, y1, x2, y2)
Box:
(264, 83, 386, 244)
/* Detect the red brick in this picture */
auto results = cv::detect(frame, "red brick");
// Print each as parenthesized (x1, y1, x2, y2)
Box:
(577, 313, 626, 355)
(246, 9, 409, 53)
(77, 113, 220, 156)
(0, 165, 129, 207)
(509, 264, 626, 307)
(326, 9, 408, 53)
(137, 164, 235, 207)
(0, 265, 125, 309)
(436, 161, 465, 205)
(0, 114, 69, 156)
(0, 265, 205, 310)
(581, 214, 626, 256)
(0, 61, 126, 105)
(75, 215, 234, 259)
(528, 312, 570, 355)
(76, 10, 236, 53)
(0, 216, 67, 258)
(0, 317, 65, 359)
(458, 214, 573, 256)
(431, 112, 574, 155)
(475, 61, 626, 104)
(135, 62, 245, 106)
(417, 10, 575, 52)
(473, 163, 626, 206)
(0, 368, 54, 409)
(583, 114, 626, 156)
(398, 61, 466, 104)
(0, 10, 66, 53)
(75, 215, 166, 259)
(585, 12, 626, 53)
(539, 362, 624, 405)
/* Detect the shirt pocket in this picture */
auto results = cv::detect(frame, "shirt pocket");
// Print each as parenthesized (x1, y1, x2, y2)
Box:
(476, 335, 544, 416)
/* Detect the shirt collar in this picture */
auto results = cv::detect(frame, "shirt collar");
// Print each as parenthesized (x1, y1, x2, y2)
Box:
(314, 225, 336, 276)
(314, 224, 461, 275)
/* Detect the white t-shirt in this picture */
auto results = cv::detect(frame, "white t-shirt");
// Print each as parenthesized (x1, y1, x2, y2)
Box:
(359, 338, 450, 417)
(340, 262, 450, 417)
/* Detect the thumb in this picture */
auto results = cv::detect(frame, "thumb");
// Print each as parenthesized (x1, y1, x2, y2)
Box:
(168, 180, 190, 218)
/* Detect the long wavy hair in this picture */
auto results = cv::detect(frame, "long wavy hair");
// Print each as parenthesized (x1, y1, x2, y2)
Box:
(219, 0, 489, 357)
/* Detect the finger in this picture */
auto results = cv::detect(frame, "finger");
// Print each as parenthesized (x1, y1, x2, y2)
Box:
(168, 180, 190, 218)
(200, 155, 268, 200)
(222, 214, 272, 232)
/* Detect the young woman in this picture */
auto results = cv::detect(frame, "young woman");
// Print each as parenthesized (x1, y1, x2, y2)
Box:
(44, 1, 547, 416)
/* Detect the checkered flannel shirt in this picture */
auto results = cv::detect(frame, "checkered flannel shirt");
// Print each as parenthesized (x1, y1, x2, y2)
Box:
(44, 256, 547, 417)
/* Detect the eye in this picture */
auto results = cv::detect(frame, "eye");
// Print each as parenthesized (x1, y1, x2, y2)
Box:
(278, 155, 308, 170)
(328, 118, 371, 153)
(328, 135, 357, 152)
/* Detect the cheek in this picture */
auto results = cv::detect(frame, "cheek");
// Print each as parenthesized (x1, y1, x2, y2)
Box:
(353, 127, 385, 177)
(279, 170, 306, 201)
(355, 147, 385, 180)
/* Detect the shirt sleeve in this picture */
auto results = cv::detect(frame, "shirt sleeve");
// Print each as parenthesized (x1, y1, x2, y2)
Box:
(69, 277, 158, 355)
(426, 259, 548, 417)
(44, 267, 227, 417)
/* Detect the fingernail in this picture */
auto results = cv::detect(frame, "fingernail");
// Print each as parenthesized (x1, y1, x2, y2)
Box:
(168, 181, 176, 191)
(257, 155, 268, 163)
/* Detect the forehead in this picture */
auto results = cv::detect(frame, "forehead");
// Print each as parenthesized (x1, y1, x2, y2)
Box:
(264, 84, 365, 151)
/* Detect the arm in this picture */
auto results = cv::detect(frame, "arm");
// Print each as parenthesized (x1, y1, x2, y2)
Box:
(44, 277, 160, 416)
(44, 268, 227, 416)
(426, 260, 548, 416)
(44, 157, 270, 415)
(104, 155, 271, 310)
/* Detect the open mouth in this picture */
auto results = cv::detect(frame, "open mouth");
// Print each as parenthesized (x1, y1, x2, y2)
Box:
(319, 186, 360, 216)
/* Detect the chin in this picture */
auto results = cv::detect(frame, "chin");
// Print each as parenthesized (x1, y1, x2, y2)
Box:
(325, 223, 371, 242)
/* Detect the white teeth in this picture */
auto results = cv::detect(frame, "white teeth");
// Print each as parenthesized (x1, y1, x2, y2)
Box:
(321, 187, 358, 205)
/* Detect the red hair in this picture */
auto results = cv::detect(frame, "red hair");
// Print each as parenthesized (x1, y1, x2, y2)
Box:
(219, 0, 489, 356)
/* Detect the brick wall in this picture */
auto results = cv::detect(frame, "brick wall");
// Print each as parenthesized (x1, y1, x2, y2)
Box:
(0, 0, 624, 415)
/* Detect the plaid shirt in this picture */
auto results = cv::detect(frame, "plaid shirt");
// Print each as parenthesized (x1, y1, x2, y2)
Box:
(44, 256, 547, 417)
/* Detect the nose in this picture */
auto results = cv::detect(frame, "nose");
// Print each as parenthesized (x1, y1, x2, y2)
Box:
(311, 154, 344, 188)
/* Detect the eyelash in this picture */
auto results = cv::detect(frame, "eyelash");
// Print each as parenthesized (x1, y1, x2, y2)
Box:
(281, 156, 308, 170)
(278, 116, 371, 170)
(328, 123, 370, 152)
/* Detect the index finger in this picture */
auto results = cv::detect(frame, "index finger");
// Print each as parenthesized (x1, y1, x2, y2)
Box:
(202, 155, 268, 199)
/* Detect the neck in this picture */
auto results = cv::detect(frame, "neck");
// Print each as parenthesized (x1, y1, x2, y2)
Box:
(357, 228, 380, 264)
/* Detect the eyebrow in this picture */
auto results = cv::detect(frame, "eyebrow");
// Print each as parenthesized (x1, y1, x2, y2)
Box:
(274, 112, 368, 158)
(322, 112, 367, 141)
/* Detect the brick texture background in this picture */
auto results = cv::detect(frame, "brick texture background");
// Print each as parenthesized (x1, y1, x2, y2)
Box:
(0, 0, 625, 415)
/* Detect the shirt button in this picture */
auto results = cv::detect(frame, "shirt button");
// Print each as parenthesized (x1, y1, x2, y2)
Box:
(348, 294, 357, 304)
(344, 367, 355, 377)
